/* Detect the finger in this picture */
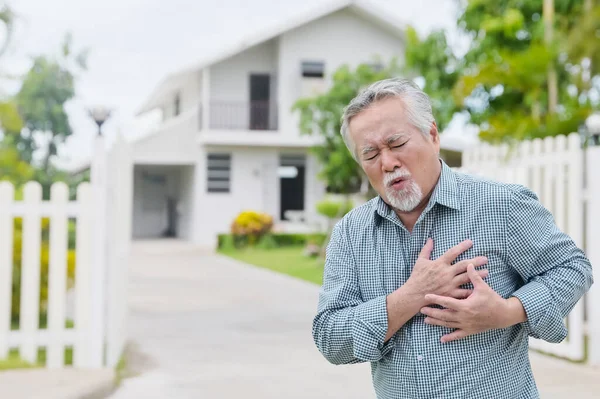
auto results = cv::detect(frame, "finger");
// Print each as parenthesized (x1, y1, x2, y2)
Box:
(452, 288, 473, 299)
(453, 269, 488, 286)
(441, 329, 470, 343)
(440, 239, 473, 264)
(420, 307, 458, 322)
(453, 256, 488, 275)
(468, 263, 487, 288)
(425, 317, 460, 329)
(418, 238, 434, 260)
(424, 294, 464, 311)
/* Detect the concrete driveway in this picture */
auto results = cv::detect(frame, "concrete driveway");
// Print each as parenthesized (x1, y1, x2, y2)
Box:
(108, 240, 374, 398)
(108, 240, 600, 399)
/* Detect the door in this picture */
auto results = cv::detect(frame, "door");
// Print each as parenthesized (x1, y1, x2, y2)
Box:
(279, 155, 306, 221)
(250, 74, 270, 130)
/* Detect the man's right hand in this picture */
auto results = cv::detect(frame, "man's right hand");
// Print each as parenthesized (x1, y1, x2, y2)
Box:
(404, 238, 488, 303)
(384, 238, 488, 342)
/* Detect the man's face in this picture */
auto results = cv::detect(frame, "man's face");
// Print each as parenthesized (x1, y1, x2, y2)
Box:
(348, 96, 441, 212)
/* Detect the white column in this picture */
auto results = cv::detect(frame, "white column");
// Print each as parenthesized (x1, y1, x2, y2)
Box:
(201, 67, 210, 130)
(89, 134, 108, 367)
(586, 145, 600, 366)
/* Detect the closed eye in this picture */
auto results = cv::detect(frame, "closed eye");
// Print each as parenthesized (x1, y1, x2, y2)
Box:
(391, 141, 408, 149)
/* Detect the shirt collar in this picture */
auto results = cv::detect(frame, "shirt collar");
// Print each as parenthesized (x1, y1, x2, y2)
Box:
(372, 159, 461, 219)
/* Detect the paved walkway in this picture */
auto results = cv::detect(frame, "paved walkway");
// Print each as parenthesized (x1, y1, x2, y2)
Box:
(109, 240, 600, 398)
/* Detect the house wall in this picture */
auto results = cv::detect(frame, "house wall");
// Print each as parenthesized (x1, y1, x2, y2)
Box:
(278, 8, 404, 136)
(132, 165, 194, 239)
(209, 39, 278, 129)
(190, 147, 326, 247)
(132, 108, 200, 164)
(162, 72, 202, 120)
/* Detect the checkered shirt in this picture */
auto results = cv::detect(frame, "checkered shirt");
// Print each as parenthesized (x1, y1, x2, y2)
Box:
(312, 160, 593, 399)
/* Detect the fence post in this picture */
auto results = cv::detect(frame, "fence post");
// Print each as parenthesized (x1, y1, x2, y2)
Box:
(89, 134, 108, 367)
(586, 145, 600, 366)
(0, 182, 14, 359)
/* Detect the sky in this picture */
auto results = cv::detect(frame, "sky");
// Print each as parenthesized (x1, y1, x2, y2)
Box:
(3, 0, 470, 170)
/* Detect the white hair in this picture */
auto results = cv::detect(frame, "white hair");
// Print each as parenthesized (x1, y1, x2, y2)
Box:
(340, 78, 435, 161)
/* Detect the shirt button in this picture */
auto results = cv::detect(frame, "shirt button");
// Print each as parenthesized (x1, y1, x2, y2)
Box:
(417, 355, 423, 361)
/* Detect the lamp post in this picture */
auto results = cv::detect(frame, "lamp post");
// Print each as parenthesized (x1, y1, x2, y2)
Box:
(83, 106, 111, 368)
(88, 107, 112, 136)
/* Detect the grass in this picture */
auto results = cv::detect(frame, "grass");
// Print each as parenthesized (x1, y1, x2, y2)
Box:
(0, 347, 73, 371)
(219, 245, 324, 285)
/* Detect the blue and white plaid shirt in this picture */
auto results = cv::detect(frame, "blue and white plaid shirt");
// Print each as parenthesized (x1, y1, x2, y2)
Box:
(312, 160, 593, 399)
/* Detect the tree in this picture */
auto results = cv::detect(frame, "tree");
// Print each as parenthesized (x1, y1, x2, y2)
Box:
(14, 33, 88, 168)
(451, 0, 598, 143)
(402, 26, 463, 132)
(293, 62, 398, 195)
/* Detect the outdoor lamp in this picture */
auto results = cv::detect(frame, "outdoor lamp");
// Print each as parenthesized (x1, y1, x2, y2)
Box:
(88, 106, 112, 136)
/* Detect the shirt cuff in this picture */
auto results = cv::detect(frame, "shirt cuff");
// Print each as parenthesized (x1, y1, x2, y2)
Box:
(511, 280, 567, 343)
(351, 295, 396, 362)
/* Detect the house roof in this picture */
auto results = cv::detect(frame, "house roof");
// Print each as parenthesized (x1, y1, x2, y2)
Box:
(135, 0, 407, 115)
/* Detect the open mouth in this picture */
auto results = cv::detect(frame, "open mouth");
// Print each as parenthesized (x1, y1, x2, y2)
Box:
(389, 176, 406, 186)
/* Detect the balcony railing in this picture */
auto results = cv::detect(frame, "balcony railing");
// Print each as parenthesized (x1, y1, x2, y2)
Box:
(199, 101, 278, 131)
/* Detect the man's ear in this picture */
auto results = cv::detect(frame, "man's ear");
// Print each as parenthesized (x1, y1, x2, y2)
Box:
(429, 122, 441, 155)
(429, 122, 439, 143)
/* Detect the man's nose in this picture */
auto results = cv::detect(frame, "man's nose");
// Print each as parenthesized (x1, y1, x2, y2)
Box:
(380, 149, 401, 172)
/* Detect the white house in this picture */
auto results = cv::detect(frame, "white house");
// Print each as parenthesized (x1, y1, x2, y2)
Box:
(125, 0, 462, 247)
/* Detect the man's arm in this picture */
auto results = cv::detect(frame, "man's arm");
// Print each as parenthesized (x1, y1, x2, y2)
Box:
(312, 219, 423, 365)
(507, 186, 593, 343)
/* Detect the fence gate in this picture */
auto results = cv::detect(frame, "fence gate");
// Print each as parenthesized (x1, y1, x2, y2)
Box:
(460, 133, 599, 363)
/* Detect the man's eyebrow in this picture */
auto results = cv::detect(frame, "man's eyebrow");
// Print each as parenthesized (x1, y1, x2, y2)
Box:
(361, 145, 377, 155)
(386, 133, 407, 145)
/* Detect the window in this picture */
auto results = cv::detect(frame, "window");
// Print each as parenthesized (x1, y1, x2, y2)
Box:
(301, 61, 325, 78)
(207, 153, 231, 193)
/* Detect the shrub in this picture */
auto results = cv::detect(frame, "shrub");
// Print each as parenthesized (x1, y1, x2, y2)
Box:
(316, 198, 353, 219)
(230, 210, 273, 246)
(12, 218, 76, 328)
(256, 234, 278, 250)
(217, 232, 327, 249)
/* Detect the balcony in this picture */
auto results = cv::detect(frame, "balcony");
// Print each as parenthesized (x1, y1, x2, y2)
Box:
(200, 101, 278, 131)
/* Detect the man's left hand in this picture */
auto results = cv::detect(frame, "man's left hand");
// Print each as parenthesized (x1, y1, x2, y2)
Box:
(420, 263, 527, 343)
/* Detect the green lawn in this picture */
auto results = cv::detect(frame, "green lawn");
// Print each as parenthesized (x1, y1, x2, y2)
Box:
(219, 246, 325, 285)
(0, 347, 74, 371)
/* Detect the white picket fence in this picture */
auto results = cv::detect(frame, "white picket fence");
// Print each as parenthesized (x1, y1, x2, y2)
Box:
(459, 132, 600, 364)
(0, 134, 132, 369)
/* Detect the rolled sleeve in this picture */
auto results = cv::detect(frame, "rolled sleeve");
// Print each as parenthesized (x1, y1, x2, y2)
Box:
(511, 280, 567, 342)
(312, 219, 396, 365)
(507, 186, 593, 343)
(352, 295, 396, 360)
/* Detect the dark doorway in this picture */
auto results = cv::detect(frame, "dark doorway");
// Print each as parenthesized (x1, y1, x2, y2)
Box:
(279, 155, 306, 220)
(250, 74, 270, 130)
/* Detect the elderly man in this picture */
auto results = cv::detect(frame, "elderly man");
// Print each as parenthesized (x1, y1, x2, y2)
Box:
(312, 78, 593, 399)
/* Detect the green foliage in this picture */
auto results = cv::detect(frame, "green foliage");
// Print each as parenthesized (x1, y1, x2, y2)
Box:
(403, 26, 463, 131)
(11, 218, 77, 327)
(217, 232, 327, 249)
(256, 234, 278, 250)
(0, 140, 35, 187)
(293, 62, 398, 194)
(315, 198, 354, 219)
(452, 0, 598, 143)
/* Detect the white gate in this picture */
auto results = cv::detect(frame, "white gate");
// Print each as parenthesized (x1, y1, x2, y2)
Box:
(0, 133, 132, 369)
(460, 133, 600, 364)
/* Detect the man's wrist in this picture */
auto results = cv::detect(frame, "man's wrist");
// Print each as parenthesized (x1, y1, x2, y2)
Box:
(500, 296, 527, 328)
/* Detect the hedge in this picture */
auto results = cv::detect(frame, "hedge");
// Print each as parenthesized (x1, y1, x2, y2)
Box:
(217, 232, 327, 249)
